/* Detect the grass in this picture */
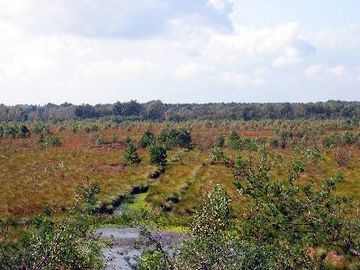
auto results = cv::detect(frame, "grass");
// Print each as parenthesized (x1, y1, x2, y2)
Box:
(0, 122, 359, 221)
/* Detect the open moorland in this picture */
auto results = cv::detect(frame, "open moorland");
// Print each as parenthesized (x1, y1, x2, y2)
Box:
(0, 106, 359, 269)
(0, 120, 359, 220)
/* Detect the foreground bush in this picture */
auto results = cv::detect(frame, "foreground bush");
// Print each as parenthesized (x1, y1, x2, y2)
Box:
(138, 151, 360, 269)
(0, 182, 102, 270)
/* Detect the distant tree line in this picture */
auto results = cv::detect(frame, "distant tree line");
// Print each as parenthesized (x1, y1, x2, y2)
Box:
(0, 100, 359, 122)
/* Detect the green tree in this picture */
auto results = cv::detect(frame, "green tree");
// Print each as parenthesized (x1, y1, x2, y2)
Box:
(139, 130, 156, 148)
(214, 135, 225, 147)
(123, 140, 142, 166)
(0, 182, 101, 269)
(149, 145, 167, 166)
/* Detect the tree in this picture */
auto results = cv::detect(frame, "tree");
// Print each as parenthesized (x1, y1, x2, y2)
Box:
(146, 100, 165, 120)
(19, 125, 31, 138)
(159, 128, 192, 149)
(74, 104, 97, 119)
(149, 145, 167, 166)
(123, 140, 141, 166)
(233, 150, 360, 268)
(139, 130, 156, 148)
(214, 135, 225, 147)
(0, 182, 101, 269)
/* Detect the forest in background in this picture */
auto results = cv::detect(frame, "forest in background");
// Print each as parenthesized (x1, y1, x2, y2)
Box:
(0, 100, 359, 122)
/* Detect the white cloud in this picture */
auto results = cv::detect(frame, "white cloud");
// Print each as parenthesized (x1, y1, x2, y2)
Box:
(304, 64, 359, 81)
(77, 59, 155, 79)
(0, 0, 168, 36)
(273, 47, 301, 67)
(174, 62, 215, 79)
(0, 1, 358, 104)
(202, 22, 306, 68)
(207, 0, 227, 10)
(218, 71, 264, 86)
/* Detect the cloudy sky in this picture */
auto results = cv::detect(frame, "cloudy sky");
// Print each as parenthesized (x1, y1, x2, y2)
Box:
(0, 0, 359, 105)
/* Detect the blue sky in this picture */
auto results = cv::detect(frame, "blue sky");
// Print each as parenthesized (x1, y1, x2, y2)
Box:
(0, 0, 359, 105)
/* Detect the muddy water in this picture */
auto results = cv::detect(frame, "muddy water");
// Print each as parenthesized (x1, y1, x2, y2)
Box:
(95, 192, 185, 269)
(95, 227, 184, 270)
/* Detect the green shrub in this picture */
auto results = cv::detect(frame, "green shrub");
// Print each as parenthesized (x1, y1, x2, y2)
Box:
(159, 128, 191, 149)
(209, 147, 228, 164)
(123, 140, 142, 166)
(227, 131, 243, 150)
(39, 134, 62, 147)
(0, 182, 102, 269)
(214, 135, 225, 147)
(139, 130, 156, 148)
(149, 145, 167, 166)
(90, 132, 102, 146)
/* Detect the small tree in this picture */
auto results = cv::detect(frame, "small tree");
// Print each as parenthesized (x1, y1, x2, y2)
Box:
(123, 140, 141, 166)
(214, 135, 225, 148)
(139, 130, 156, 148)
(209, 147, 228, 165)
(149, 145, 167, 167)
(19, 125, 31, 138)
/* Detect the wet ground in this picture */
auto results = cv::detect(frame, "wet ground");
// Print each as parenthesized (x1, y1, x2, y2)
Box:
(94, 227, 185, 270)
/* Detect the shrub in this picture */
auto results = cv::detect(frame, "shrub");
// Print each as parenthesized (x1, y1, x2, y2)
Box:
(19, 125, 31, 138)
(159, 128, 191, 149)
(342, 132, 358, 145)
(234, 151, 360, 269)
(0, 182, 102, 269)
(139, 130, 156, 148)
(214, 135, 225, 147)
(209, 147, 228, 165)
(32, 123, 50, 134)
(149, 145, 167, 166)
(123, 140, 142, 166)
(90, 132, 102, 146)
(39, 134, 62, 147)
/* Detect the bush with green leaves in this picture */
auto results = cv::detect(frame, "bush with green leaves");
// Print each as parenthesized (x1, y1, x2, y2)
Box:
(124, 140, 142, 166)
(32, 122, 50, 135)
(233, 151, 360, 269)
(214, 135, 225, 147)
(90, 131, 103, 146)
(139, 130, 156, 148)
(19, 125, 31, 138)
(227, 131, 245, 150)
(138, 150, 360, 269)
(209, 147, 228, 165)
(0, 123, 31, 139)
(39, 133, 62, 147)
(159, 128, 191, 149)
(0, 181, 102, 270)
(149, 145, 167, 167)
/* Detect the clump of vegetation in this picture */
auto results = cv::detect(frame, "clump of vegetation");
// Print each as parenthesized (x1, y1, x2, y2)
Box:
(138, 150, 360, 269)
(90, 131, 103, 146)
(139, 130, 156, 148)
(39, 133, 62, 147)
(214, 135, 225, 147)
(0, 182, 102, 269)
(150, 145, 167, 167)
(335, 148, 352, 168)
(159, 128, 192, 149)
(209, 147, 228, 165)
(0, 123, 31, 138)
(123, 139, 142, 166)
(227, 131, 245, 150)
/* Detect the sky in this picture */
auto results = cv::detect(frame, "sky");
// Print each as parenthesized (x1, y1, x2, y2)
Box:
(0, 0, 359, 105)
